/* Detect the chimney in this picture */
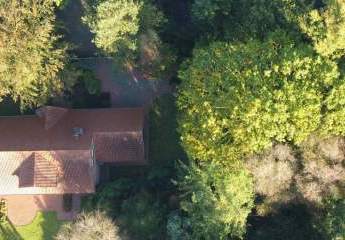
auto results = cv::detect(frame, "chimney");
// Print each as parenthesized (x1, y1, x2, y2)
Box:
(72, 127, 84, 139)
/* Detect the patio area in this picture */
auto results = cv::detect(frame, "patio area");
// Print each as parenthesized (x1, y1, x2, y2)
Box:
(1, 195, 81, 226)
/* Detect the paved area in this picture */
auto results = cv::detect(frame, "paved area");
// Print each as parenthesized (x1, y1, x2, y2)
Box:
(1, 195, 81, 226)
(57, 1, 171, 108)
(75, 58, 171, 107)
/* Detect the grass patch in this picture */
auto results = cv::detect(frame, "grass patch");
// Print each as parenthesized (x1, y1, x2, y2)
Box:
(0, 212, 64, 240)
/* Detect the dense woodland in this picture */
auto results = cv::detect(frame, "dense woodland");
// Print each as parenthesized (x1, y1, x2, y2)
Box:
(0, 0, 345, 239)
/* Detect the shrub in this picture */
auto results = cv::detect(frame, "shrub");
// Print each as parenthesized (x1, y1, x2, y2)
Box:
(166, 211, 191, 240)
(55, 210, 122, 240)
(0, 199, 7, 222)
(82, 178, 137, 214)
(119, 191, 165, 240)
(80, 69, 101, 95)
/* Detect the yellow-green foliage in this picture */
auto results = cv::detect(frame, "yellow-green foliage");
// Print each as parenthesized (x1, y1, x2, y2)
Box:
(178, 162, 254, 239)
(298, 0, 345, 58)
(0, 0, 68, 109)
(83, 0, 141, 55)
(323, 80, 345, 135)
(0, 212, 63, 240)
(83, 0, 165, 55)
(82, 0, 171, 79)
(178, 31, 339, 161)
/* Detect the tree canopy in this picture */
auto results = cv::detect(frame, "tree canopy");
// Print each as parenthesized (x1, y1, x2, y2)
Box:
(192, 0, 293, 40)
(82, 0, 175, 79)
(323, 79, 345, 135)
(0, 0, 68, 108)
(83, 0, 142, 55)
(178, 162, 254, 239)
(178, 31, 339, 161)
(298, 0, 345, 59)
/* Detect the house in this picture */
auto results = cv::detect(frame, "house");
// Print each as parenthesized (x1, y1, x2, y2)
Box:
(0, 106, 147, 225)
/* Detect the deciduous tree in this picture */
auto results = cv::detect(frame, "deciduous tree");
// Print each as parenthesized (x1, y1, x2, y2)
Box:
(298, 0, 345, 58)
(192, 0, 294, 40)
(178, 31, 339, 161)
(0, 0, 68, 108)
(82, 0, 142, 56)
(82, 0, 174, 79)
(322, 79, 345, 135)
(178, 162, 254, 239)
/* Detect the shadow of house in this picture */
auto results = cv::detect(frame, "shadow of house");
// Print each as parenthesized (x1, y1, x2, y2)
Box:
(13, 153, 35, 188)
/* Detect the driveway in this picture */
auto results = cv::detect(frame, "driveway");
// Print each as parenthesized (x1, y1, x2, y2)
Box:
(74, 58, 171, 107)
(57, 1, 171, 108)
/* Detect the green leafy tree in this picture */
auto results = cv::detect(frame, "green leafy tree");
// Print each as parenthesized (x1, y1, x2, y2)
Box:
(178, 31, 339, 160)
(192, 0, 294, 40)
(192, 0, 232, 23)
(0, 0, 68, 108)
(82, 0, 174, 79)
(82, 0, 142, 56)
(178, 161, 254, 239)
(298, 0, 345, 58)
(322, 77, 345, 135)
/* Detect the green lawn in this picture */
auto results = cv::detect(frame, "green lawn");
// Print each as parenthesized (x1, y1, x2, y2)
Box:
(0, 212, 65, 240)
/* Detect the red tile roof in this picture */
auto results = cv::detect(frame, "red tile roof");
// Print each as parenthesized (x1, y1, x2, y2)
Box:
(0, 107, 146, 195)
(36, 106, 69, 130)
(34, 152, 58, 187)
(0, 107, 145, 151)
(93, 131, 145, 164)
(0, 150, 94, 194)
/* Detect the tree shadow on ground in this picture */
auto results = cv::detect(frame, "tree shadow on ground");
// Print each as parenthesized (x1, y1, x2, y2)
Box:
(105, 94, 187, 190)
(0, 97, 34, 116)
(246, 203, 324, 240)
(56, 0, 97, 57)
(40, 212, 64, 240)
(147, 94, 187, 186)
